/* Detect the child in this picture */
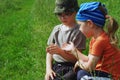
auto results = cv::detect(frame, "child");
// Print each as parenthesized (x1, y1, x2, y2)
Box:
(62, 2, 120, 80)
(45, 0, 86, 80)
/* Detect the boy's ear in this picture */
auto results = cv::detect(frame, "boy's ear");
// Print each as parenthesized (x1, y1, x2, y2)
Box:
(86, 20, 94, 28)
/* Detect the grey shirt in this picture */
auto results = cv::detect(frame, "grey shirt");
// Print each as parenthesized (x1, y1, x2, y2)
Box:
(47, 24, 86, 62)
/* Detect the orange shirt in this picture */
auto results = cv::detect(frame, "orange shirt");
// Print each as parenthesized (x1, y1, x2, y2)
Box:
(89, 32, 120, 80)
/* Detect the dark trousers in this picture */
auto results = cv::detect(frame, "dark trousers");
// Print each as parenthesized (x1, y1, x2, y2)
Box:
(50, 62, 77, 80)
(77, 69, 112, 80)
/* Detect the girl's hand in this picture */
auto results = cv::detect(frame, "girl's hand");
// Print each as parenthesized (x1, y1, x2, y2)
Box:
(73, 61, 79, 72)
(73, 61, 86, 72)
(46, 44, 63, 55)
(62, 42, 79, 58)
(45, 69, 56, 80)
(62, 42, 75, 52)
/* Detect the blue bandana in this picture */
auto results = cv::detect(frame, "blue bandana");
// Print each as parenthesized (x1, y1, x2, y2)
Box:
(76, 2, 107, 27)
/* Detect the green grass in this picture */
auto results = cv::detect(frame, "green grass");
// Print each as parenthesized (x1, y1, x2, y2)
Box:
(0, 0, 120, 80)
(0, 0, 37, 80)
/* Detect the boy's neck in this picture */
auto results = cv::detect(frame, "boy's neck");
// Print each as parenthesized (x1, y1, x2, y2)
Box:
(66, 22, 77, 28)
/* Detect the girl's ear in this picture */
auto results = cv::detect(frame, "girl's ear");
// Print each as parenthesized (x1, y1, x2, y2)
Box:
(86, 20, 94, 28)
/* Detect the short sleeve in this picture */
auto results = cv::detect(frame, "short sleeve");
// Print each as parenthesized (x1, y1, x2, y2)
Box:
(73, 31, 86, 50)
(47, 25, 59, 45)
(90, 39, 105, 57)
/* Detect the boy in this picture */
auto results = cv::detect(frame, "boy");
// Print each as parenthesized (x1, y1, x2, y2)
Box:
(45, 0, 86, 80)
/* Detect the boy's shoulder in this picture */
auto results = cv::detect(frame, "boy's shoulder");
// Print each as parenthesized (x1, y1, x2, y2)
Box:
(54, 24, 62, 28)
(53, 24, 63, 31)
(53, 24, 80, 32)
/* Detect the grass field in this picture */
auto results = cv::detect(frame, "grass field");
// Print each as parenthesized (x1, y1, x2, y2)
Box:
(0, 0, 120, 80)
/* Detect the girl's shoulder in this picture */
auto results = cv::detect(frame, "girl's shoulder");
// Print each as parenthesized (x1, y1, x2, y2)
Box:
(97, 32, 109, 42)
(90, 32, 109, 46)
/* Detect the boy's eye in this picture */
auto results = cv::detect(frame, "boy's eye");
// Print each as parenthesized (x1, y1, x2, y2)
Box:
(55, 12, 73, 16)
(56, 13, 62, 16)
(65, 12, 73, 16)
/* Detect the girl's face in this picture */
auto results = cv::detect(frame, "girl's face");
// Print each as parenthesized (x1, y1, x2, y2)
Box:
(56, 12, 76, 27)
(77, 21, 93, 38)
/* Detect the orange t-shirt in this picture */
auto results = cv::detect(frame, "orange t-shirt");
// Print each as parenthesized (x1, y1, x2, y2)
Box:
(89, 32, 120, 79)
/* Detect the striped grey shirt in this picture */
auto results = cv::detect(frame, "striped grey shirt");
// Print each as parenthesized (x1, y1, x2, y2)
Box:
(47, 24, 86, 62)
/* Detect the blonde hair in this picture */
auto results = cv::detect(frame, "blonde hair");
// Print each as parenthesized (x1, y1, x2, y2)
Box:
(106, 15, 119, 46)
(99, 6, 119, 47)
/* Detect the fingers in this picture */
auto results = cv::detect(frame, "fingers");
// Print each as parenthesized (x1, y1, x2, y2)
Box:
(69, 41, 72, 44)
(45, 72, 56, 80)
(53, 72, 56, 77)
(45, 74, 50, 80)
(50, 72, 56, 80)
(50, 73, 54, 80)
(46, 44, 55, 52)
(46, 44, 61, 54)
(73, 61, 79, 72)
(69, 42, 74, 46)
(62, 43, 67, 47)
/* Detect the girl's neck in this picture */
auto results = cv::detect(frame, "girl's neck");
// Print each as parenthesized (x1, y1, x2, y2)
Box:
(93, 27, 104, 39)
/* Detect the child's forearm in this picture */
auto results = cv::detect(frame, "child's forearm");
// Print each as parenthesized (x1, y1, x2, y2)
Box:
(77, 54, 99, 72)
(59, 50, 77, 63)
(46, 53, 53, 72)
(71, 48, 88, 61)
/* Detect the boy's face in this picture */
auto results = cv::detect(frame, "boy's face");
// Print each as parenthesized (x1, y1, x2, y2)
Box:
(56, 12, 76, 26)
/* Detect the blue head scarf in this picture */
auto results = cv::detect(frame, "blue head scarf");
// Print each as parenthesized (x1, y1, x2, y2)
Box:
(76, 2, 107, 27)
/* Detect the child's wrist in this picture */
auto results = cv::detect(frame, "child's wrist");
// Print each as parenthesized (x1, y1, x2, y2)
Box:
(71, 47, 76, 53)
(71, 48, 79, 59)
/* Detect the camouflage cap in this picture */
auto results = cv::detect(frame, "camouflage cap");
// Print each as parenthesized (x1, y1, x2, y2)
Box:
(54, 0, 79, 14)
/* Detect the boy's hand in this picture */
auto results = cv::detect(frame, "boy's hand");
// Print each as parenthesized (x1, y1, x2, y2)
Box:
(45, 69, 56, 80)
(46, 44, 63, 55)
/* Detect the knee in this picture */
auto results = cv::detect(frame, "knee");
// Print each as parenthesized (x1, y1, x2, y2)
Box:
(77, 70, 90, 80)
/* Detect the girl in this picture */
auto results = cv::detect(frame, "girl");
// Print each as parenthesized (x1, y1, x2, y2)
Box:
(62, 2, 120, 80)
(45, 0, 86, 80)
